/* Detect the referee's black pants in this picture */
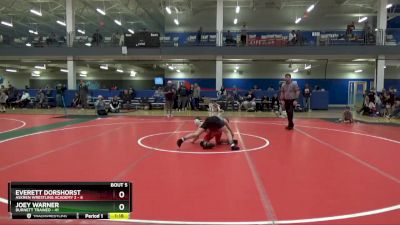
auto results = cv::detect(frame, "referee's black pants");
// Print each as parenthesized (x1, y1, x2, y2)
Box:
(284, 99, 295, 128)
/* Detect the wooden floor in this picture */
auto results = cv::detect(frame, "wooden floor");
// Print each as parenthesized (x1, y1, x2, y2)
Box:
(2, 108, 399, 125)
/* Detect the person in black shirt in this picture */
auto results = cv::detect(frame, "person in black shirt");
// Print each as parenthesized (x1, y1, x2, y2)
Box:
(109, 96, 121, 113)
(164, 81, 176, 117)
(303, 84, 312, 112)
(177, 116, 239, 151)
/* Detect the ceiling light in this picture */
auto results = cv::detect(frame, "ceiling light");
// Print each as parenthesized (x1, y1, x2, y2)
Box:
(234, 18, 238, 24)
(26, 43, 32, 47)
(234, 69, 237, 73)
(174, 18, 179, 25)
(96, 8, 106, 15)
(236, 5, 240, 14)
(358, 17, 367, 23)
(307, 4, 315, 13)
(305, 65, 311, 70)
(168, 66, 174, 70)
(6, 69, 17, 73)
(386, 4, 393, 9)
(32, 70, 41, 76)
(30, 9, 42, 16)
(1, 21, 13, 27)
(29, 30, 38, 35)
(79, 73, 87, 77)
(166, 6, 171, 14)
(130, 70, 136, 77)
(100, 65, 108, 70)
(77, 29, 85, 34)
(235, 66, 239, 70)
(293, 68, 299, 73)
(354, 69, 363, 73)
(60, 69, 68, 73)
(81, 71, 88, 75)
(295, 18, 302, 24)
(57, 20, 66, 26)
(114, 19, 122, 26)
(128, 29, 134, 34)
(85, 43, 91, 47)
(35, 65, 46, 70)
(175, 8, 179, 13)
(176, 70, 181, 73)
(116, 69, 124, 73)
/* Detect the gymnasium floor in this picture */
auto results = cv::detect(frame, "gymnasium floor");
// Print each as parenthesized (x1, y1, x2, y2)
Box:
(0, 110, 399, 225)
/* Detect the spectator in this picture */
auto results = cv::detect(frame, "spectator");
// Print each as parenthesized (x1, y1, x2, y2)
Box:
(271, 93, 280, 111)
(121, 90, 132, 109)
(217, 85, 227, 100)
(388, 88, 396, 115)
(267, 86, 275, 92)
(303, 84, 312, 112)
(0, 85, 5, 93)
(78, 80, 88, 109)
(196, 27, 202, 45)
(252, 85, 261, 91)
(296, 30, 303, 45)
(129, 88, 136, 99)
(153, 87, 164, 102)
(240, 91, 256, 111)
(55, 83, 66, 107)
(280, 73, 300, 130)
(338, 106, 354, 123)
(260, 95, 271, 111)
(6, 84, 17, 103)
(71, 92, 80, 108)
(95, 95, 107, 116)
(192, 83, 201, 110)
(346, 21, 355, 40)
(119, 32, 125, 46)
(25, 85, 29, 90)
(92, 29, 103, 47)
(35, 89, 47, 108)
(16, 90, 30, 108)
(363, 21, 372, 44)
(289, 30, 297, 45)
(109, 96, 121, 113)
(178, 83, 189, 111)
(164, 80, 176, 117)
(112, 31, 120, 46)
(225, 30, 235, 45)
(387, 97, 400, 119)
(0, 91, 8, 113)
(380, 89, 391, 116)
(46, 32, 56, 46)
(240, 24, 247, 46)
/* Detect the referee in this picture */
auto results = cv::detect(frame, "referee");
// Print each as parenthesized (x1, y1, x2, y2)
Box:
(280, 73, 300, 130)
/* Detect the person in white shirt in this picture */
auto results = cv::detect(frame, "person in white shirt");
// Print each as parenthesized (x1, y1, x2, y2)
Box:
(16, 91, 30, 108)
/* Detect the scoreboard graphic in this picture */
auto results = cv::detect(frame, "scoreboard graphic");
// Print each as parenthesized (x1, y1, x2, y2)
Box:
(8, 182, 132, 220)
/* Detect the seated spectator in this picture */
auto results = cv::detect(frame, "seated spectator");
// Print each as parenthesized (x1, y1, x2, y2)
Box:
(109, 96, 121, 113)
(260, 96, 271, 111)
(128, 88, 136, 99)
(271, 93, 280, 111)
(208, 101, 223, 113)
(71, 92, 80, 108)
(16, 91, 30, 108)
(120, 90, 132, 109)
(217, 85, 227, 100)
(95, 95, 107, 116)
(0, 91, 8, 113)
(153, 87, 164, 102)
(240, 91, 256, 111)
(267, 86, 275, 92)
(338, 106, 354, 123)
(35, 89, 48, 108)
(387, 97, 400, 119)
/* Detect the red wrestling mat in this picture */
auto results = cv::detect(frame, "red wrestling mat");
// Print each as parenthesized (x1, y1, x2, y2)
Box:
(0, 117, 399, 225)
